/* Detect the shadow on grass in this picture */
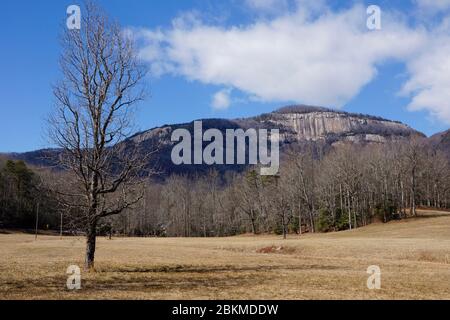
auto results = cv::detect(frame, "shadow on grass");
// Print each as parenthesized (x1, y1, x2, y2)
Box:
(107, 264, 340, 274)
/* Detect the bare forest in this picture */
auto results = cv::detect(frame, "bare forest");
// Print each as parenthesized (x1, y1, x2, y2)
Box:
(9, 138, 444, 240)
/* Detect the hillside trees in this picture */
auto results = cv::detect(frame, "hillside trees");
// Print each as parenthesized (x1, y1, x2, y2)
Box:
(420, 149, 449, 208)
(96, 139, 450, 238)
(283, 148, 318, 234)
(0, 160, 58, 229)
(239, 170, 269, 234)
(0, 160, 37, 227)
(401, 139, 424, 216)
(33, 128, 450, 240)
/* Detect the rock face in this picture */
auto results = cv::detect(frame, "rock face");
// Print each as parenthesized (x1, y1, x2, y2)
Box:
(247, 105, 422, 146)
(118, 105, 424, 176)
(7, 105, 430, 176)
(276, 112, 415, 143)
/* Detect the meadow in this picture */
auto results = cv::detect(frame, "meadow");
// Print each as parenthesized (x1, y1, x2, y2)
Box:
(0, 210, 449, 300)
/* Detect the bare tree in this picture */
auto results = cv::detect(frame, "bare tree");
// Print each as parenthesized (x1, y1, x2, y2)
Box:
(285, 148, 317, 233)
(239, 170, 266, 235)
(401, 139, 424, 217)
(48, 3, 149, 270)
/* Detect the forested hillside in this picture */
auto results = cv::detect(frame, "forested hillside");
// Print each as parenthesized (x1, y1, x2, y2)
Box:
(0, 159, 58, 230)
(38, 139, 447, 238)
(2, 108, 450, 237)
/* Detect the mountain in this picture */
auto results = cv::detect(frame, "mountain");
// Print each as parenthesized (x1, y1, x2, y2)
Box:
(251, 105, 422, 144)
(131, 105, 423, 146)
(429, 129, 450, 159)
(6, 105, 430, 176)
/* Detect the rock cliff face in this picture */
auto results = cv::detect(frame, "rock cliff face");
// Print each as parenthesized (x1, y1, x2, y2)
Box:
(7, 105, 431, 176)
(247, 106, 422, 146)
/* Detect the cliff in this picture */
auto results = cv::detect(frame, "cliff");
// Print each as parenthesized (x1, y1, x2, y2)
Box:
(7, 105, 432, 176)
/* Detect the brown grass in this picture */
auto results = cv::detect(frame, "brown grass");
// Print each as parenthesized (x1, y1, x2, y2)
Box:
(0, 209, 449, 300)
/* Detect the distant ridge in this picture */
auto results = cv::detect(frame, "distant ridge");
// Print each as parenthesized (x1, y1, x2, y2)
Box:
(430, 129, 450, 159)
(6, 105, 446, 177)
(273, 105, 403, 123)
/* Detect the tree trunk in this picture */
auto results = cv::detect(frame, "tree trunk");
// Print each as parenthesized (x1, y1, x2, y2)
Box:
(298, 202, 302, 236)
(400, 181, 405, 218)
(60, 212, 63, 239)
(250, 215, 257, 235)
(85, 221, 97, 271)
(34, 201, 40, 241)
(347, 189, 352, 230)
(410, 166, 417, 217)
(309, 209, 315, 233)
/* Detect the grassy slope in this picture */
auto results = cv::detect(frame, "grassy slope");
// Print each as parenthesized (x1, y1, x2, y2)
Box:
(0, 210, 449, 300)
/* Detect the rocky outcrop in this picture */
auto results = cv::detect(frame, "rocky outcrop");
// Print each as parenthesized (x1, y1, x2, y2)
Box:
(7, 105, 431, 176)
(248, 105, 422, 146)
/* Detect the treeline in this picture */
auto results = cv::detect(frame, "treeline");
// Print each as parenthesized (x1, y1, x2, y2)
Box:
(0, 159, 59, 230)
(107, 139, 450, 238)
(2, 139, 449, 237)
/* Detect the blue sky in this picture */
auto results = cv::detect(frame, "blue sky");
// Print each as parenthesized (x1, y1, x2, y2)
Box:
(1, 0, 450, 152)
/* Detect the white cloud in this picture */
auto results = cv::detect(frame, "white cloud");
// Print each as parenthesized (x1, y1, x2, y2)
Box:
(245, 0, 288, 12)
(136, 2, 450, 124)
(415, 0, 450, 12)
(401, 33, 450, 123)
(138, 5, 424, 107)
(212, 89, 232, 110)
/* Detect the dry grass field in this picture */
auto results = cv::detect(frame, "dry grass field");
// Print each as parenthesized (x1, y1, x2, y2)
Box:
(0, 209, 449, 300)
